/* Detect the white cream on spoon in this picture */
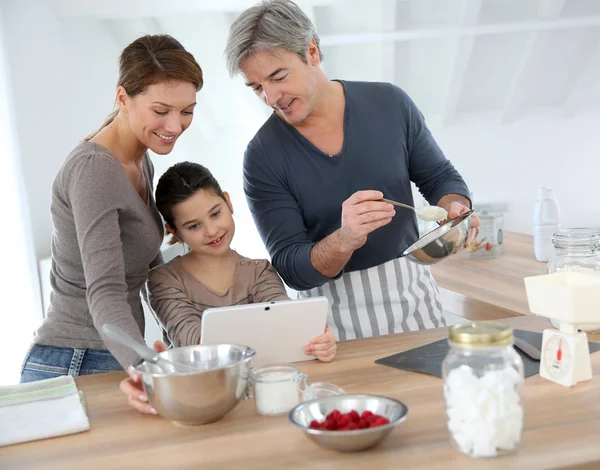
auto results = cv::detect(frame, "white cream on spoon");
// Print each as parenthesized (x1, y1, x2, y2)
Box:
(415, 205, 448, 223)
(382, 198, 448, 223)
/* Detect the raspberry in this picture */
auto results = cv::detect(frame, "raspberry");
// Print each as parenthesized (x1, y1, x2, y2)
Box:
(310, 409, 390, 432)
(324, 419, 337, 430)
(309, 420, 321, 429)
(372, 417, 390, 427)
(337, 415, 351, 427)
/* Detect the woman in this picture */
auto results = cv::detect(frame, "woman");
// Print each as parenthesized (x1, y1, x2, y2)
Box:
(20, 34, 203, 383)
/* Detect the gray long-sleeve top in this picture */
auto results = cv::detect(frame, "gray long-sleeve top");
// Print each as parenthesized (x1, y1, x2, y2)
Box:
(243, 81, 470, 292)
(33, 141, 164, 368)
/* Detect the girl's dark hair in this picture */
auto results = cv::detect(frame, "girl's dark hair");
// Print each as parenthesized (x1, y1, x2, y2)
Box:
(156, 162, 226, 245)
(86, 34, 203, 140)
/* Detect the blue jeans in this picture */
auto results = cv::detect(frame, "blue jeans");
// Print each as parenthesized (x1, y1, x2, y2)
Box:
(20, 344, 123, 383)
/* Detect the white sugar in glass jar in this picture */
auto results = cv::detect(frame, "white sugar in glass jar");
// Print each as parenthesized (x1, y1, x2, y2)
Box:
(442, 322, 524, 458)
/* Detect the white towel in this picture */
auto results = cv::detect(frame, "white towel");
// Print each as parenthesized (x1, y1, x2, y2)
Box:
(0, 376, 90, 447)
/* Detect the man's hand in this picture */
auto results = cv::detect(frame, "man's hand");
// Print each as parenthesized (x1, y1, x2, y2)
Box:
(310, 190, 396, 279)
(437, 194, 480, 248)
(338, 190, 396, 252)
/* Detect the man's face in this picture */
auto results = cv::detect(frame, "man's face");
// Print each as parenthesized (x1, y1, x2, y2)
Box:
(240, 44, 320, 125)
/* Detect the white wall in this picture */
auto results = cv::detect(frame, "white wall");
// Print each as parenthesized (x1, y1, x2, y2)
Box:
(1, 0, 121, 261)
(0, 4, 43, 385)
(427, 110, 600, 235)
(1, 1, 270, 265)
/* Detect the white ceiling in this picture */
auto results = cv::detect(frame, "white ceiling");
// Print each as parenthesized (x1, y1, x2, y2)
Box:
(52, 0, 600, 126)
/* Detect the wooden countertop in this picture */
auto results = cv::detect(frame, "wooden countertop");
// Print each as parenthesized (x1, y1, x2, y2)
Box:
(432, 231, 547, 316)
(4, 313, 600, 470)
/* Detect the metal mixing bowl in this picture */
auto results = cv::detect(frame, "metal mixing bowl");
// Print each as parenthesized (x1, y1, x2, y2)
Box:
(132, 344, 255, 426)
(288, 394, 408, 452)
(402, 210, 474, 265)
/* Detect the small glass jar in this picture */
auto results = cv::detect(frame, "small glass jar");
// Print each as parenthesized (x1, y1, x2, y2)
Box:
(302, 382, 345, 401)
(547, 228, 600, 331)
(442, 322, 524, 459)
(250, 365, 307, 416)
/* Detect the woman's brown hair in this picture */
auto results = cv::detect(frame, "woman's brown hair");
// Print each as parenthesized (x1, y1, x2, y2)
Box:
(86, 34, 203, 140)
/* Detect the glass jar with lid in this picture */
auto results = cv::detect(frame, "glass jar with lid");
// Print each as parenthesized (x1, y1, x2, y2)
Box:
(250, 365, 307, 416)
(442, 322, 524, 459)
(249, 365, 345, 416)
(547, 228, 600, 331)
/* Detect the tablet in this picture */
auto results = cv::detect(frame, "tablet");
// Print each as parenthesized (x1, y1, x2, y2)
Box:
(200, 297, 329, 366)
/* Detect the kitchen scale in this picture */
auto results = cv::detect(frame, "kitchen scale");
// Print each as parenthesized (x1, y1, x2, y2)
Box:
(524, 271, 600, 387)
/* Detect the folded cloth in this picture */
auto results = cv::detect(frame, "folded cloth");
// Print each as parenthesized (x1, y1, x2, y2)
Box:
(0, 376, 90, 447)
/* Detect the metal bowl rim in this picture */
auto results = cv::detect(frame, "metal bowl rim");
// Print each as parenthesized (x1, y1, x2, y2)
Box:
(287, 393, 409, 436)
(132, 343, 256, 377)
(401, 209, 474, 257)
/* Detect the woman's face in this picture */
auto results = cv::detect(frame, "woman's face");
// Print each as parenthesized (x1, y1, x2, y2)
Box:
(169, 189, 236, 257)
(119, 80, 197, 155)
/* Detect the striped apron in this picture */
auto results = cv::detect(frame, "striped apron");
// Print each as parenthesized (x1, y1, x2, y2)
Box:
(298, 257, 445, 341)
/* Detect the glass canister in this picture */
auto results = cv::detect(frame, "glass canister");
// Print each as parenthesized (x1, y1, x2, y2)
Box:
(442, 322, 524, 459)
(250, 365, 307, 416)
(248, 365, 346, 416)
(547, 228, 600, 332)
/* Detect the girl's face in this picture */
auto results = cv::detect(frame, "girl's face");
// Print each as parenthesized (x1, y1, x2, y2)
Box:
(169, 189, 235, 257)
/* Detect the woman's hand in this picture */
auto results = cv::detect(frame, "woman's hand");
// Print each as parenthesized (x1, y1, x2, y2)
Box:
(305, 327, 337, 363)
(119, 340, 166, 415)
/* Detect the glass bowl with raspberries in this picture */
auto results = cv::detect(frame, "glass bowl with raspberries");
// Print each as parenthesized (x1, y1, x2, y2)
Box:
(288, 394, 408, 452)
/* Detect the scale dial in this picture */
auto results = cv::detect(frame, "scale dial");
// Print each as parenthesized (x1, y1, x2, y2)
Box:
(543, 334, 572, 380)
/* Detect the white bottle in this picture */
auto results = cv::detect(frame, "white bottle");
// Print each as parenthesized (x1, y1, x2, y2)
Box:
(533, 186, 560, 262)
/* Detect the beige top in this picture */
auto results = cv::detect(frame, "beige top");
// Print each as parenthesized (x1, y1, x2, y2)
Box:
(147, 252, 289, 347)
(34, 141, 164, 368)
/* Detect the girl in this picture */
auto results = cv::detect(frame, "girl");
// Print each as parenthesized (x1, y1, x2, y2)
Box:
(121, 162, 336, 414)
(20, 35, 203, 383)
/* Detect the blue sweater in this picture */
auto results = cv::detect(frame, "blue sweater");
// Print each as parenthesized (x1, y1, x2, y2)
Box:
(243, 80, 470, 291)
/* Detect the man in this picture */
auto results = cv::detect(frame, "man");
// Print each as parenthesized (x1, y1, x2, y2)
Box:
(224, 0, 480, 341)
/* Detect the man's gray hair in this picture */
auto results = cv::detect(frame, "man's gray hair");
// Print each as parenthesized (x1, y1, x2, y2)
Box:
(224, 0, 323, 77)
